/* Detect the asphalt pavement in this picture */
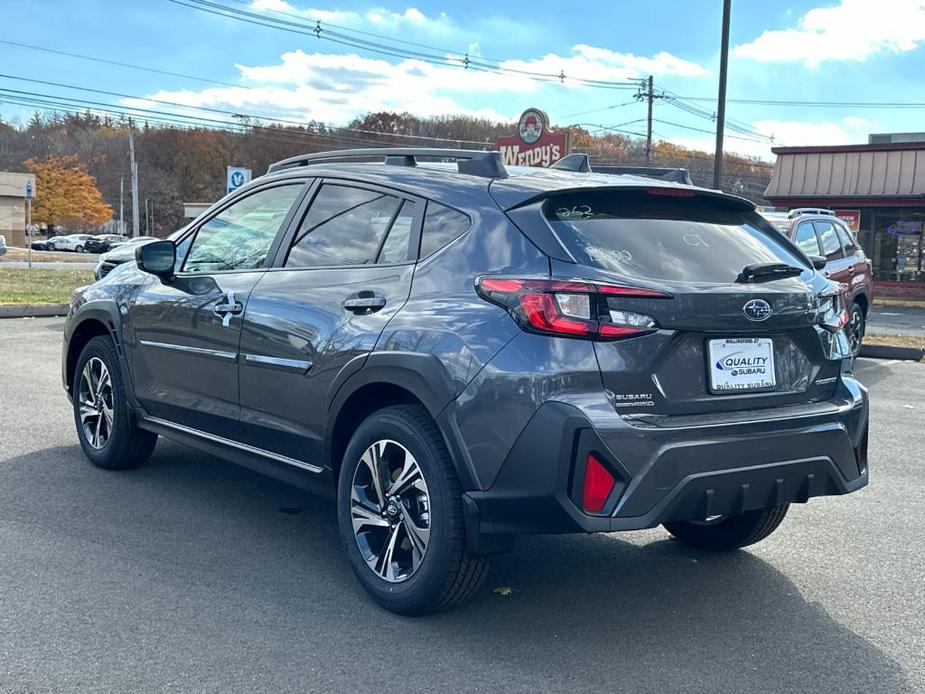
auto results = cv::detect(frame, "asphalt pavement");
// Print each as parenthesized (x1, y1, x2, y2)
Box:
(868, 305, 925, 337)
(1, 318, 923, 693)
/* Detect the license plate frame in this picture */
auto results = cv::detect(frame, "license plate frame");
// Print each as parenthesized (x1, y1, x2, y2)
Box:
(707, 337, 776, 394)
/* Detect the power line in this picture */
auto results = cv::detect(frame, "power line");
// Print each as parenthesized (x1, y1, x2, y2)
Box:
(0, 74, 498, 146)
(168, 0, 643, 91)
(0, 39, 242, 89)
(675, 96, 925, 108)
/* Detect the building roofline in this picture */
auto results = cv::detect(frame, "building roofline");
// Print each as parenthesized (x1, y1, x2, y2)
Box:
(772, 141, 925, 155)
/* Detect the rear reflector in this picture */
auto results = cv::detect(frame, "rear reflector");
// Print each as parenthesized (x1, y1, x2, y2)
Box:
(583, 454, 615, 513)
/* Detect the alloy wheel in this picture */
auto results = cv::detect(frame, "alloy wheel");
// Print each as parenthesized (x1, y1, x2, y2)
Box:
(78, 357, 114, 449)
(849, 305, 864, 356)
(350, 439, 431, 583)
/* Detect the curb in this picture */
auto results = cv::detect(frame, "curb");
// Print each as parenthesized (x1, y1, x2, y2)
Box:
(0, 304, 70, 319)
(859, 343, 925, 361)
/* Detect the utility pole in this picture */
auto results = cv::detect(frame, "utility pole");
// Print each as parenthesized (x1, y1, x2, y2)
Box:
(145, 199, 150, 235)
(119, 176, 124, 236)
(128, 121, 140, 237)
(645, 75, 654, 164)
(713, 0, 732, 190)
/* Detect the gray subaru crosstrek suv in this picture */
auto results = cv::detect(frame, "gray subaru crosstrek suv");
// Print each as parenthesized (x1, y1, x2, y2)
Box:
(62, 149, 869, 615)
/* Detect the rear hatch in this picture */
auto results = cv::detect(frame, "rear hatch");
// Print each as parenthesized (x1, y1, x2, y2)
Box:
(530, 188, 844, 417)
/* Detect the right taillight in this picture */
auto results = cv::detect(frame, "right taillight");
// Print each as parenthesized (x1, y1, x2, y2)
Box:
(476, 276, 669, 340)
(818, 283, 849, 332)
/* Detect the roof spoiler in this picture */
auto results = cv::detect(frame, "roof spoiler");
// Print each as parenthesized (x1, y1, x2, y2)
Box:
(593, 165, 693, 185)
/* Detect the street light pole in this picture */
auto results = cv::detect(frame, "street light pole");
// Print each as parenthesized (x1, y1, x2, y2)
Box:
(713, 0, 732, 190)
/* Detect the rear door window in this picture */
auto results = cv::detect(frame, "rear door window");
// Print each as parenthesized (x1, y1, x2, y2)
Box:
(285, 184, 407, 267)
(835, 222, 859, 254)
(814, 220, 844, 260)
(544, 190, 809, 284)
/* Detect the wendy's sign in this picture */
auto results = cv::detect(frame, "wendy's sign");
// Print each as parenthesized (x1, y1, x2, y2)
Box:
(496, 108, 569, 168)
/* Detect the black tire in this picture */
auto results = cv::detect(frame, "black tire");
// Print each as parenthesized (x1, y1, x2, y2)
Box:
(46, 243, 55, 251)
(337, 404, 488, 615)
(75, 245, 84, 253)
(72, 335, 157, 470)
(848, 302, 866, 357)
(663, 504, 789, 551)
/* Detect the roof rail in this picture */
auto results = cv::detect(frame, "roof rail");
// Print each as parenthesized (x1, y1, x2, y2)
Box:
(266, 148, 508, 178)
(550, 153, 592, 173)
(593, 165, 693, 185)
(787, 207, 835, 219)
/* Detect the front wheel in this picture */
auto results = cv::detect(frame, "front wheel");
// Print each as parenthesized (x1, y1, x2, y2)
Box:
(337, 405, 488, 615)
(663, 504, 789, 551)
(73, 335, 158, 470)
(75, 245, 84, 253)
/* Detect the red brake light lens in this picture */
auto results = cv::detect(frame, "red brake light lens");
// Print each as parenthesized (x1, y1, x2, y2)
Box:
(583, 454, 615, 513)
(475, 276, 668, 341)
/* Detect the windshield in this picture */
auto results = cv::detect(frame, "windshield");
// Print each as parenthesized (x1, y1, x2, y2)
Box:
(545, 190, 810, 284)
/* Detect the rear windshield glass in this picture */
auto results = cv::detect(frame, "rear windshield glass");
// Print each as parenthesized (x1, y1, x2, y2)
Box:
(545, 191, 809, 284)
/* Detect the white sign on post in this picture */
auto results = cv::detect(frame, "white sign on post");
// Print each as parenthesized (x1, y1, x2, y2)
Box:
(25, 180, 33, 199)
(226, 166, 251, 195)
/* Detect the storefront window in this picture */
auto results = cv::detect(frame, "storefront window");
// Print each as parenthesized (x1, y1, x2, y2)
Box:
(873, 210, 925, 281)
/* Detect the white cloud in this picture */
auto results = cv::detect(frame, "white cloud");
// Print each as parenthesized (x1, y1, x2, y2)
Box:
(124, 49, 522, 124)
(842, 115, 867, 126)
(501, 45, 708, 83)
(249, 0, 451, 31)
(123, 41, 708, 126)
(734, 0, 925, 66)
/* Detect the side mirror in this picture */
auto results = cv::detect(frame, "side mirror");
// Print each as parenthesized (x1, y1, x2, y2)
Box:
(810, 255, 827, 270)
(136, 240, 176, 278)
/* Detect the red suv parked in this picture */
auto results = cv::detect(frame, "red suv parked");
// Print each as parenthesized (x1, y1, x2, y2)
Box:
(766, 209, 873, 356)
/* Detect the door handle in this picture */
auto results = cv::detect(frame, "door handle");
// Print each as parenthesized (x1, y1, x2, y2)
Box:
(213, 291, 244, 327)
(343, 295, 386, 314)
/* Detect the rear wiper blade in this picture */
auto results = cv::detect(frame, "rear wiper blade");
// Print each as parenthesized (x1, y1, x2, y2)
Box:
(737, 263, 805, 283)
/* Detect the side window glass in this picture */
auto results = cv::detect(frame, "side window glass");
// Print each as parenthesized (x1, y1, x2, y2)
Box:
(377, 200, 416, 264)
(814, 221, 843, 260)
(183, 185, 302, 273)
(795, 222, 822, 257)
(420, 202, 470, 258)
(286, 185, 402, 267)
(835, 223, 858, 254)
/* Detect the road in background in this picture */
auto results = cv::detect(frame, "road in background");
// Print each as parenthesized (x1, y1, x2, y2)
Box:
(0, 318, 922, 693)
(868, 305, 925, 337)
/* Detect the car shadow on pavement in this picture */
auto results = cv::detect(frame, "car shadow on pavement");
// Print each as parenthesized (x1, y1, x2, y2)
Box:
(1, 441, 909, 693)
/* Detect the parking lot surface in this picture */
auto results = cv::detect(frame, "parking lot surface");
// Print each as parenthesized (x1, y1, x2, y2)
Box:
(1, 317, 923, 693)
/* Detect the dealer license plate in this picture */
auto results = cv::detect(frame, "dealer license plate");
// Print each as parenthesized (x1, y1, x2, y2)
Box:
(708, 338, 776, 393)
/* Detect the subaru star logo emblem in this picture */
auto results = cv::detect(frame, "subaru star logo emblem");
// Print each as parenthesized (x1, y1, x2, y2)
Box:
(743, 299, 772, 321)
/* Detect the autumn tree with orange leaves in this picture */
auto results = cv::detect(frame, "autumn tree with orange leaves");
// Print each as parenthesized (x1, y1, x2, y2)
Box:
(25, 155, 112, 232)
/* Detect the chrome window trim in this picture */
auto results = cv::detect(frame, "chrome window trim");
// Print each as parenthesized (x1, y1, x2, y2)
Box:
(142, 416, 323, 473)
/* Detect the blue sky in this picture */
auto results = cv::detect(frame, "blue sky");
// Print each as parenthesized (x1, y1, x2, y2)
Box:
(3, 0, 925, 160)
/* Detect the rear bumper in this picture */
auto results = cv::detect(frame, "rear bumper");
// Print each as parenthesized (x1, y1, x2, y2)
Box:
(464, 377, 868, 541)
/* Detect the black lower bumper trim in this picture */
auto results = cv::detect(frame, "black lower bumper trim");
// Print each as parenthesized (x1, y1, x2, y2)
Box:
(464, 394, 868, 539)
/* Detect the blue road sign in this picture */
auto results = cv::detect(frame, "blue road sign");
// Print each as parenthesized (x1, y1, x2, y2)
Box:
(226, 166, 252, 194)
(25, 180, 33, 200)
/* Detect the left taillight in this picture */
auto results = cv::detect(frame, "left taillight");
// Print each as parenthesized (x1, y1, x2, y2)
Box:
(475, 276, 669, 340)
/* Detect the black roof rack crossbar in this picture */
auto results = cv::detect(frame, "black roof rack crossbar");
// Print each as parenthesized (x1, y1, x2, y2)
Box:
(267, 148, 508, 178)
(550, 153, 592, 173)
